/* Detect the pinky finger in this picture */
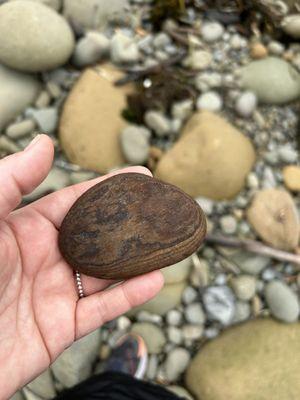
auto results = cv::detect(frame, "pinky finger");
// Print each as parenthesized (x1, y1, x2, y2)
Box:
(75, 270, 164, 339)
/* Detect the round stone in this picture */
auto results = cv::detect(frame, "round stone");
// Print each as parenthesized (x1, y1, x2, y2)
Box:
(0, 1, 75, 72)
(131, 322, 166, 354)
(201, 22, 224, 42)
(120, 125, 150, 165)
(230, 275, 256, 301)
(265, 280, 299, 323)
(235, 91, 257, 118)
(196, 92, 223, 112)
(283, 165, 300, 192)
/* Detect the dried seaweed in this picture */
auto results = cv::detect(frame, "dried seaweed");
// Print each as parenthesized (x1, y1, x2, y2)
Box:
(123, 68, 196, 124)
(150, 0, 186, 29)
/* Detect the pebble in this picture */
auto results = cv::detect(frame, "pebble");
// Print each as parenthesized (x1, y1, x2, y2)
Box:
(277, 145, 298, 163)
(166, 310, 182, 326)
(24, 167, 70, 200)
(230, 251, 271, 275)
(185, 303, 206, 325)
(240, 57, 300, 104)
(246, 172, 259, 189)
(144, 110, 171, 136)
(203, 285, 235, 325)
(26, 107, 58, 134)
(156, 112, 255, 200)
(196, 197, 214, 216)
(35, 91, 51, 109)
(220, 215, 237, 234)
(195, 72, 222, 91)
(235, 91, 257, 118)
(164, 348, 191, 382)
(182, 286, 198, 305)
(171, 99, 193, 121)
(232, 300, 251, 323)
(136, 311, 162, 325)
(72, 31, 110, 68)
(116, 316, 131, 331)
(0, 64, 41, 131)
(196, 91, 223, 112)
(146, 355, 158, 380)
(120, 125, 150, 164)
(110, 32, 140, 64)
(250, 42, 268, 59)
(63, 0, 130, 34)
(268, 41, 284, 55)
(230, 275, 256, 301)
(131, 322, 166, 354)
(167, 326, 183, 345)
(182, 324, 204, 341)
(0, 1, 74, 72)
(69, 171, 96, 185)
(153, 32, 171, 49)
(281, 14, 300, 38)
(167, 386, 193, 400)
(183, 50, 212, 70)
(0, 136, 20, 153)
(265, 280, 300, 323)
(186, 319, 300, 400)
(283, 165, 300, 191)
(247, 188, 300, 251)
(6, 119, 36, 139)
(201, 22, 224, 42)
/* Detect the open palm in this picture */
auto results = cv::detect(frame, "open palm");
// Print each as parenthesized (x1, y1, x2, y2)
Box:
(0, 135, 164, 400)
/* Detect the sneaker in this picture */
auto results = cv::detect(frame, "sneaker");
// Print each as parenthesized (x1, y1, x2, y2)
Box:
(102, 333, 148, 379)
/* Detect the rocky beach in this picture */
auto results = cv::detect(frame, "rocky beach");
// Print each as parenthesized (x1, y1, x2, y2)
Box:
(2, 1, 300, 399)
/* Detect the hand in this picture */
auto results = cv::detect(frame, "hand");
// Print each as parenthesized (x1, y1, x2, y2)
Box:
(0, 135, 164, 399)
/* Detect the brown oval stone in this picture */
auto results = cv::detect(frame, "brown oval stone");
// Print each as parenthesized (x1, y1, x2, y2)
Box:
(58, 173, 207, 280)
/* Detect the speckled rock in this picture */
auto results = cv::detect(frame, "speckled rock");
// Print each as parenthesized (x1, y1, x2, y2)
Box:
(0, 1, 74, 72)
(0, 64, 41, 130)
(59, 65, 130, 173)
(186, 319, 300, 400)
(240, 57, 300, 104)
(155, 112, 255, 200)
(247, 189, 300, 250)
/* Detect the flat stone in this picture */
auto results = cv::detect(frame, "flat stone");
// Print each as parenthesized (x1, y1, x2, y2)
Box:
(26, 369, 56, 399)
(164, 347, 191, 382)
(155, 112, 255, 200)
(59, 65, 130, 173)
(283, 165, 300, 192)
(6, 119, 36, 139)
(186, 319, 300, 400)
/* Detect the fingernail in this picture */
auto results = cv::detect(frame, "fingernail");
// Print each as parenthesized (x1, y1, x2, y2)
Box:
(25, 134, 42, 151)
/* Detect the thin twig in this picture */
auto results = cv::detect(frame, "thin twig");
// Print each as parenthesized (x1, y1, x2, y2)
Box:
(205, 234, 300, 267)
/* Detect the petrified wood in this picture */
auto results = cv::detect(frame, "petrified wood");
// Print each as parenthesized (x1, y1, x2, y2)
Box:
(59, 173, 207, 280)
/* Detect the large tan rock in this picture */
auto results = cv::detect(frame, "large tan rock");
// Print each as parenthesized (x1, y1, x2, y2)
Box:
(186, 319, 300, 400)
(155, 112, 255, 200)
(59, 65, 129, 173)
(247, 188, 299, 250)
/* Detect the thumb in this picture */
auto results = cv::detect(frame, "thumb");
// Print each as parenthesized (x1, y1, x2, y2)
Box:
(0, 134, 54, 220)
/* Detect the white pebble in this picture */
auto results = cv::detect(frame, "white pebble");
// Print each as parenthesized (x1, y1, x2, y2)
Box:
(164, 348, 191, 382)
(196, 91, 222, 112)
(171, 99, 193, 120)
(201, 22, 224, 42)
(72, 31, 110, 68)
(220, 215, 237, 235)
(235, 91, 257, 118)
(166, 310, 182, 326)
(144, 110, 171, 136)
(120, 125, 150, 164)
(183, 50, 212, 70)
(110, 32, 140, 64)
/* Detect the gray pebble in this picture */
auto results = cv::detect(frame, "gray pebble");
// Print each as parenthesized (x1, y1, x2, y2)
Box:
(120, 125, 150, 164)
(201, 22, 224, 42)
(203, 286, 235, 325)
(278, 145, 298, 163)
(262, 268, 280, 281)
(164, 348, 191, 382)
(0, 136, 20, 153)
(144, 110, 171, 136)
(35, 90, 51, 109)
(196, 91, 223, 112)
(167, 326, 183, 345)
(136, 311, 162, 325)
(110, 32, 140, 64)
(265, 280, 300, 323)
(185, 303, 206, 325)
(26, 107, 58, 134)
(196, 197, 214, 216)
(232, 300, 251, 323)
(171, 99, 193, 121)
(220, 215, 237, 235)
(230, 275, 256, 301)
(182, 286, 197, 305)
(166, 310, 182, 326)
(72, 31, 110, 68)
(204, 327, 219, 339)
(46, 81, 62, 99)
(230, 252, 270, 275)
(6, 118, 36, 139)
(268, 41, 284, 55)
(235, 91, 257, 118)
(153, 32, 171, 49)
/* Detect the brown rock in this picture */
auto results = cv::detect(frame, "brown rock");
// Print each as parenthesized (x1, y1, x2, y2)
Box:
(186, 319, 300, 400)
(59, 64, 130, 173)
(247, 188, 299, 250)
(59, 173, 206, 280)
(155, 112, 256, 200)
(283, 165, 300, 192)
(250, 42, 268, 59)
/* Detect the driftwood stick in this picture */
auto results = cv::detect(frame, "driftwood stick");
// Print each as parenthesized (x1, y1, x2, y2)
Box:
(205, 234, 300, 266)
